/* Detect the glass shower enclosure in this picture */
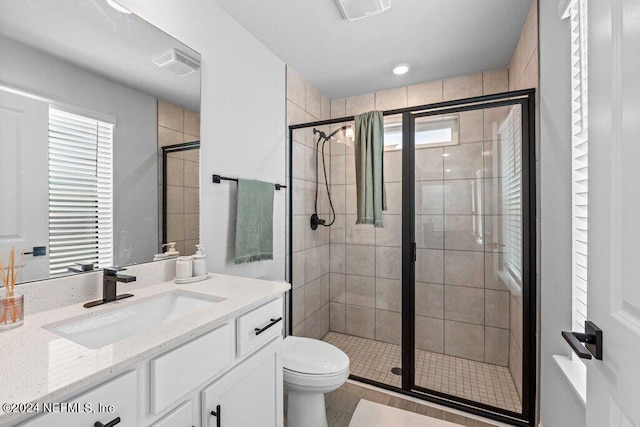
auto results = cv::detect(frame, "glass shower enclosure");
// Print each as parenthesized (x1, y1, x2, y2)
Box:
(287, 90, 536, 426)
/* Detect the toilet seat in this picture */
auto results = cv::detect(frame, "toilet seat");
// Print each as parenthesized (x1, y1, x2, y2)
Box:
(283, 365, 350, 389)
(283, 336, 349, 375)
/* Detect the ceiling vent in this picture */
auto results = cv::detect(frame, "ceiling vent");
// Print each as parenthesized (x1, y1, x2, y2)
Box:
(334, 0, 391, 21)
(152, 49, 200, 76)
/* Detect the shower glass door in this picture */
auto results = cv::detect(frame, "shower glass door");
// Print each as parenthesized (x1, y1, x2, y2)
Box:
(406, 97, 534, 423)
(287, 90, 535, 426)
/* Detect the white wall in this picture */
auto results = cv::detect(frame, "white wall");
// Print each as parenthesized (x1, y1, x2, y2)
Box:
(118, 0, 286, 280)
(0, 35, 158, 267)
(538, 1, 586, 426)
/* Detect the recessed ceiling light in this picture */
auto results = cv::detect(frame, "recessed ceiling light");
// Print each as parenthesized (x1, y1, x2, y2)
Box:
(392, 63, 410, 75)
(106, 0, 132, 14)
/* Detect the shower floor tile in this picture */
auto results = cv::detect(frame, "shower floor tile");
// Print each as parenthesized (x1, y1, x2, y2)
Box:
(322, 331, 522, 414)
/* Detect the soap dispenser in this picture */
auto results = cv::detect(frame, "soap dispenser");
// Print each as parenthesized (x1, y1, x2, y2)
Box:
(193, 245, 207, 277)
(163, 242, 180, 257)
(153, 242, 179, 261)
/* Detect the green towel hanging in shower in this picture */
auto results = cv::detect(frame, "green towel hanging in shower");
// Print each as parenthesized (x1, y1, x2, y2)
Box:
(234, 179, 274, 264)
(354, 110, 386, 227)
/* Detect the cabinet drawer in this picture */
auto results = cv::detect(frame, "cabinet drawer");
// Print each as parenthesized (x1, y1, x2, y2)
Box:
(236, 297, 283, 358)
(150, 324, 232, 414)
(151, 401, 194, 427)
(20, 371, 137, 427)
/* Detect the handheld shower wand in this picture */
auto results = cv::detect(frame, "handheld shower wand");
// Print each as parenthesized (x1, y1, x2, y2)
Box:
(310, 126, 349, 230)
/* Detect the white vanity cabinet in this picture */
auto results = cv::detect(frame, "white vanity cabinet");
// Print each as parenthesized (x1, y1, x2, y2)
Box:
(202, 338, 283, 427)
(16, 295, 285, 427)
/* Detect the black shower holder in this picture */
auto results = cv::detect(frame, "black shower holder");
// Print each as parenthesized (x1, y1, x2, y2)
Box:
(309, 213, 326, 230)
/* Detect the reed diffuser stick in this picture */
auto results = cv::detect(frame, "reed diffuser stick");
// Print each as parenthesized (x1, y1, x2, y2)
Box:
(0, 252, 6, 325)
(0, 247, 24, 327)
(0, 254, 6, 288)
(9, 247, 14, 294)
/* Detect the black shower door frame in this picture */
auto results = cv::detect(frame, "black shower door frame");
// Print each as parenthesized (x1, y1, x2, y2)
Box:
(161, 141, 200, 245)
(287, 89, 537, 427)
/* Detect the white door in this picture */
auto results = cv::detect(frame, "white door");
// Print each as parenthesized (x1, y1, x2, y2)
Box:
(0, 89, 49, 282)
(586, 0, 640, 425)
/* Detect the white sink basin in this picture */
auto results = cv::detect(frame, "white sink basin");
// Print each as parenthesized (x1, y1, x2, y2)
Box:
(46, 290, 225, 349)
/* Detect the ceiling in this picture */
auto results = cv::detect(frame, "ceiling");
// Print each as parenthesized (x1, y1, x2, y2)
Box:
(212, 0, 532, 99)
(0, 0, 201, 111)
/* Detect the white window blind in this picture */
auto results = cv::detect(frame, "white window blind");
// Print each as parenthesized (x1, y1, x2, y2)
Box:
(570, 0, 589, 332)
(48, 108, 114, 276)
(498, 106, 523, 286)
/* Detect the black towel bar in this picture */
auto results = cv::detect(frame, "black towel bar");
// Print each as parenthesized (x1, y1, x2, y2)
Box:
(212, 174, 287, 190)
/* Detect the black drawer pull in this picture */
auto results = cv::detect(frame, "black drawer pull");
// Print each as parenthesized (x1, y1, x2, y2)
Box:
(210, 404, 221, 427)
(94, 417, 120, 427)
(254, 317, 283, 335)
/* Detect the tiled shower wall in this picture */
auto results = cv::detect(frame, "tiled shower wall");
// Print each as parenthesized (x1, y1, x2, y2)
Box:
(286, 66, 333, 339)
(157, 100, 201, 256)
(507, 0, 539, 399)
(327, 69, 515, 368)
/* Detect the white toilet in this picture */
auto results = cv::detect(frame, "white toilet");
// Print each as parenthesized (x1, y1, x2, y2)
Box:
(283, 336, 350, 427)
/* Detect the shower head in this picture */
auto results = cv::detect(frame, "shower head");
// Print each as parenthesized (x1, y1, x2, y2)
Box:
(313, 126, 350, 142)
(328, 126, 348, 139)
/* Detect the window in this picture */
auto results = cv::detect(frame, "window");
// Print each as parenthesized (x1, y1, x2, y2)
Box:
(489, 106, 523, 287)
(384, 115, 459, 151)
(501, 107, 523, 285)
(568, 0, 589, 333)
(48, 108, 114, 275)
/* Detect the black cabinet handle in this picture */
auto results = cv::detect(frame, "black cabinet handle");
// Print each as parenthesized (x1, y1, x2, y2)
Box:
(562, 320, 603, 360)
(94, 417, 121, 427)
(210, 404, 221, 427)
(254, 317, 282, 335)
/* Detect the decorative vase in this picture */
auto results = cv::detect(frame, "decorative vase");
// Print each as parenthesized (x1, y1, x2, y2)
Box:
(0, 289, 24, 330)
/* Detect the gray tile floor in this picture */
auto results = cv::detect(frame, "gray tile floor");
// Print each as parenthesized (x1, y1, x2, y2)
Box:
(285, 381, 500, 427)
(323, 332, 522, 414)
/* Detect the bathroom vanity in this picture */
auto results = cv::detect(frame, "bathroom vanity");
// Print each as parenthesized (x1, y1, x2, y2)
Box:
(0, 274, 289, 427)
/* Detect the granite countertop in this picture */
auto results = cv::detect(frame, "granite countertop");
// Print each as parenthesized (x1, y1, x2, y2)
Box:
(0, 274, 290, 425)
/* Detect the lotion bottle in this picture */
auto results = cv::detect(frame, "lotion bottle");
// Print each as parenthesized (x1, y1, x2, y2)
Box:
(193, 245, 207, 277)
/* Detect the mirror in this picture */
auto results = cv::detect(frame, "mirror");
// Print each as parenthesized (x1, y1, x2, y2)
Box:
(0, 0, 201, 284)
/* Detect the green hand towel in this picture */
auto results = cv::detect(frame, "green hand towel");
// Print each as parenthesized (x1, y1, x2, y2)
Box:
(234, 179, 274, 264)
(354, 110, 386, 227)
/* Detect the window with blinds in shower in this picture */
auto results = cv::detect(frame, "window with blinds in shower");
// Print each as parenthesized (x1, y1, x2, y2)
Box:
(48, 108, 114, 276)
(503, 109, 522, 285)
(497, 106, 523, 287)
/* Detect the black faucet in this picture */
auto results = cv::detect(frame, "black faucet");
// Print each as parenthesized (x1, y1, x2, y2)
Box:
(84, 267, 136, 308)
